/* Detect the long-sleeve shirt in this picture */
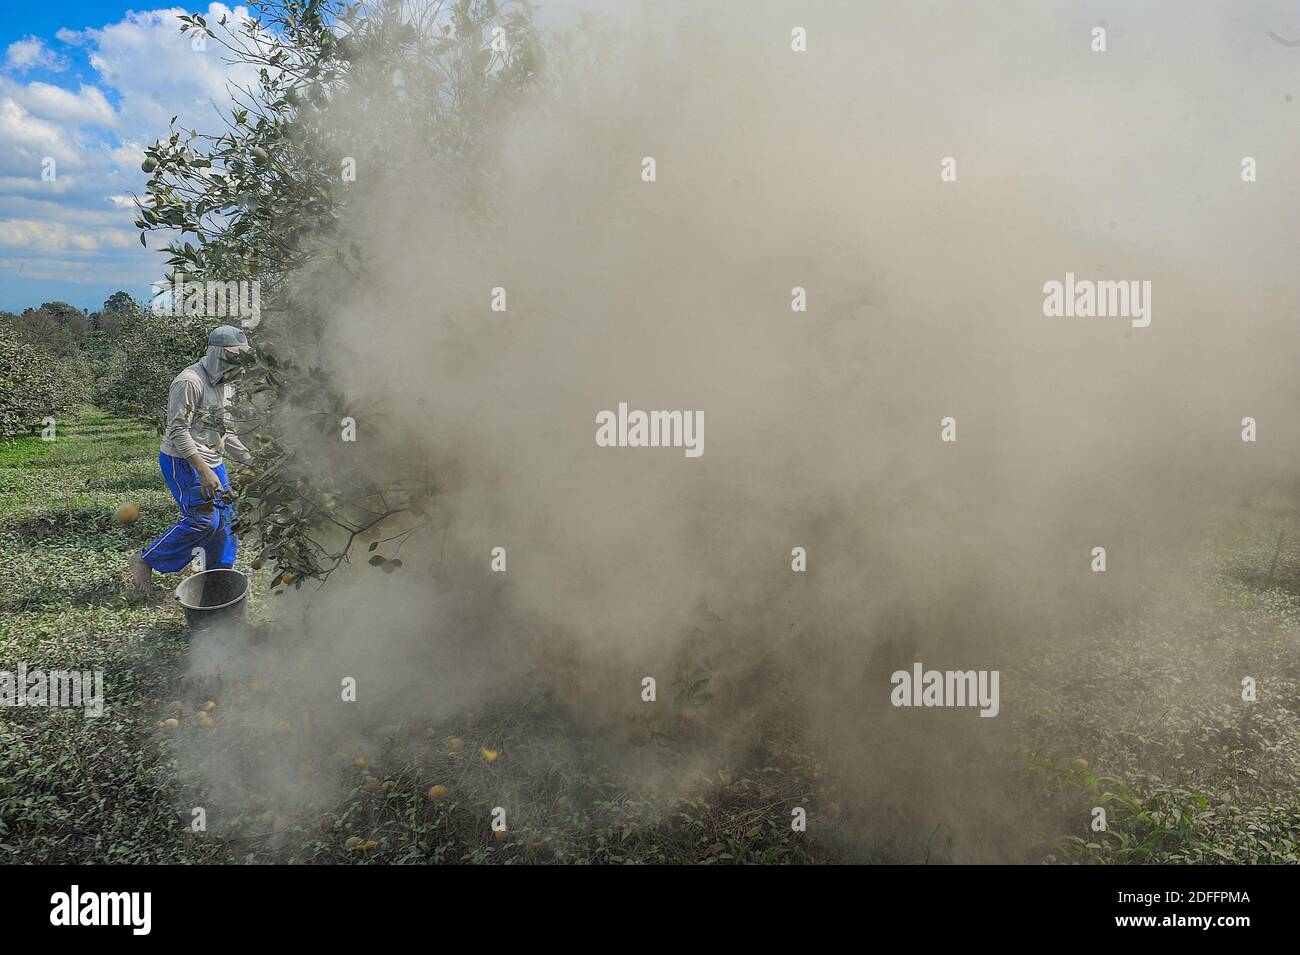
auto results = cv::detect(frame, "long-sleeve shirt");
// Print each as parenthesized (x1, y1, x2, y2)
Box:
(158, 360, 253, 469)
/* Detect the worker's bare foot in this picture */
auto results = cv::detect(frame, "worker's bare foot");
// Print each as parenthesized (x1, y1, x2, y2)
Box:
(128, 553, 154, 592)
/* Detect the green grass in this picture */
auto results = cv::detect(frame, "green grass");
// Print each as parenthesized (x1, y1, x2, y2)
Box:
(1012, 521, 1300, 864)
(0, 415, 227, 862)
(0, 435, 53, 469)
(2, 413, 1298, 864)
(0, 414, 833, 863)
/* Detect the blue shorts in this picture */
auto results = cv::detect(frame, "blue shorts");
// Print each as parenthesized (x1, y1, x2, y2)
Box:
(139, 453, 237, 573)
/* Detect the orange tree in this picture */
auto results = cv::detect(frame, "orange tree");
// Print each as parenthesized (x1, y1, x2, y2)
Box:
(135, 0, 543, 588)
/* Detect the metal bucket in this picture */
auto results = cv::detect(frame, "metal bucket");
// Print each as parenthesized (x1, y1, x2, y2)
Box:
(175, 569, 250, 632)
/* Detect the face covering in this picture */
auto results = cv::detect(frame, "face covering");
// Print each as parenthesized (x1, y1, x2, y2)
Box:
(199, 345, 240, 384)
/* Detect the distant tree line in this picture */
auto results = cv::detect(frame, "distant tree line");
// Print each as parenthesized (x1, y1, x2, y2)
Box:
(0, 293, 209, 440)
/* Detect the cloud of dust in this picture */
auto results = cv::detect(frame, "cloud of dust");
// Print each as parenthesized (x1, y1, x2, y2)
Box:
(178, 1, 1300, 860)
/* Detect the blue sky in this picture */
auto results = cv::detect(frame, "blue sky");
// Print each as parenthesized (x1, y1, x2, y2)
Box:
(0, 0, 604, 315)
(4, 0, 1297, 315)
(0, 2, 267, 313)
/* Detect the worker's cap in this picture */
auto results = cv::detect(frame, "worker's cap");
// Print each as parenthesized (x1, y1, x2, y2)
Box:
(209, 324, 251, 352)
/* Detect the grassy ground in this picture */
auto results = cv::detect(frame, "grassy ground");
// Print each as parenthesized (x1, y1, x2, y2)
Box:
(0, 413, 830, 863)
(1012, 531, 1300, 864)
(2, 413, 1297, 863)
(0, 415, 224, 862)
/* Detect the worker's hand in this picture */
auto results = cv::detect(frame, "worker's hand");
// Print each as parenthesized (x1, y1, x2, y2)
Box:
(197, 465, 223, 500)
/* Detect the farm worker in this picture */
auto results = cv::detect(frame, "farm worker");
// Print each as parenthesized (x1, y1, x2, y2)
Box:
(129, 325, 254, 591)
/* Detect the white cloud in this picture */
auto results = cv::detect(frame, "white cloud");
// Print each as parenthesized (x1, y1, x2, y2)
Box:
(0, 251, 160, 284)
(0, 217, 138, 253)
(0, 175, 75, 196)
(54, 29, 84, 46)
(0, 5, 266, 297)
(3, 37, 69, 74)
(108, 141, 147, 170)
(0, 78, 117, 127)
(0, 218, 94, 252)
(0, 98, 84, 173)
(78, 5, 262, 139)
(0, 193, 132, 227)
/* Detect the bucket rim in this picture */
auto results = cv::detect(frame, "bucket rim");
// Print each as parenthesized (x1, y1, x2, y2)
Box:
(175, 568, 250, 612)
